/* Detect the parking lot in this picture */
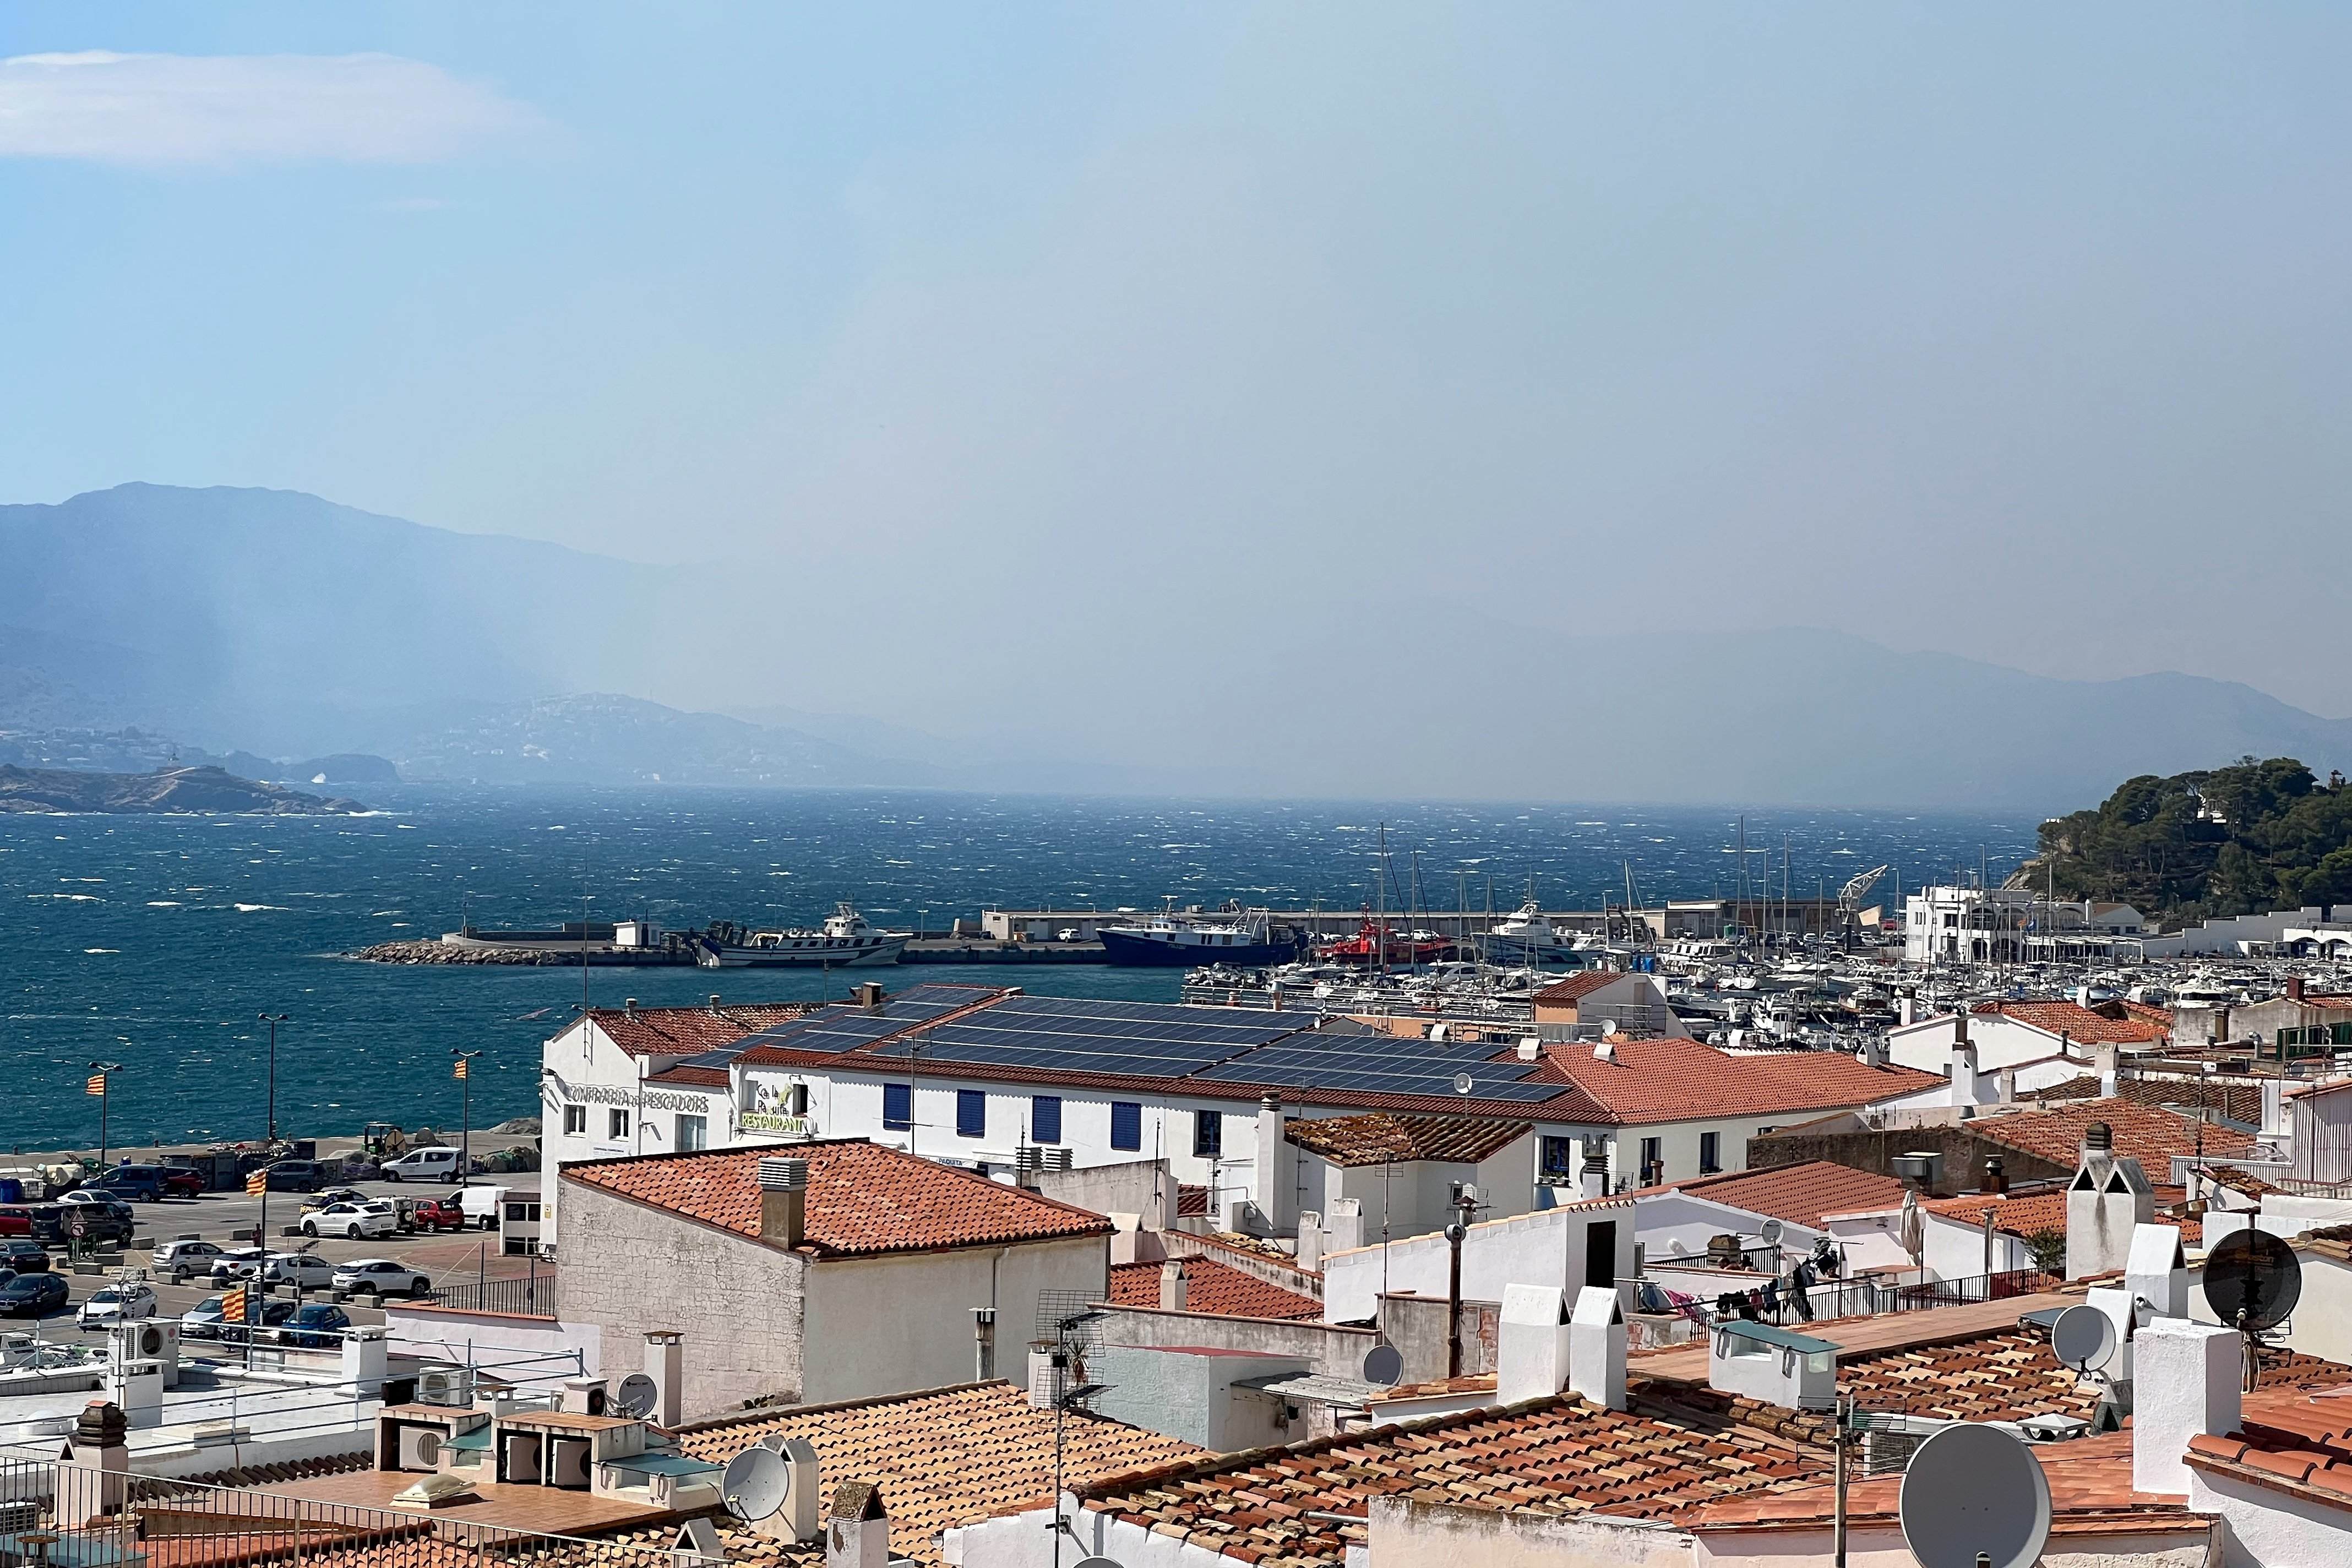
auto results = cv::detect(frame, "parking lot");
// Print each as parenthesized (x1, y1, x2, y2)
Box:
(2, 1177, 545, 1337)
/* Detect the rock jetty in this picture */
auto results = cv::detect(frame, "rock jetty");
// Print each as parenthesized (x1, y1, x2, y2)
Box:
(353, 939, 575, 966)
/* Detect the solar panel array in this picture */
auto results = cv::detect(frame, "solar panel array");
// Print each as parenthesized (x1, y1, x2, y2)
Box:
(1195, 1027, 1565, 1104)
(862, 993, 1306, 1080)
(675, 984, 994, 1068)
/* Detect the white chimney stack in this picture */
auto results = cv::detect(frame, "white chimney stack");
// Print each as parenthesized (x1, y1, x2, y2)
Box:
(2098, 1042, 2120, 1098)
(2132, 1319, 2241, 1496)
(1496, 1284, 1570, 1406)
(1255, 1095, 1296, 1232)
(1295, 1212, 1325, 1275)
(644, 1330, 683, 1428)
(1159, 1259, 1189, 1313)
(825, 1480, 891, 1568)
(1567, 1284, 1627, 1411)
(2066, 1123, 2154, 1280)
(2126, 1224, 2187, 1321)
(1579, 1146, 1609, 1201)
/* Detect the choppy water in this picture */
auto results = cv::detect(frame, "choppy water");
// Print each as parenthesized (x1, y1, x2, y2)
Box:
(0, 787, 2037, 1150)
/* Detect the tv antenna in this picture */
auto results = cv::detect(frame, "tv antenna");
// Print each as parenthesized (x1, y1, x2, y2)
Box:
(1897, 1422, 2052, 1568)
(2204, 1228, 2302, 1391)
(720, 1444, 789, 1523)
(610, 1372, 660, 1420)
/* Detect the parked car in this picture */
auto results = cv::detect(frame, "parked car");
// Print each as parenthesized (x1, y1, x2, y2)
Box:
(76, 1282, 158, 1330)
(406, 1198, 467, 1233)
(181, 1294, 230, 1339)
(51, 1198, 134, 1244)
(298, 1187, 367, 1214)
(261, 1251, 337, 1291)
(278, 1303, 352, 1348)
(153, 1239, 227, 1283)
(301, 1201, 396, 1240)
(157, 1165, 207, 1198)
(0, 1273, 69, 1317)
(0, 1240, 51, 1275)
(0, 1209, 31, 1238)
(456, 1185, 508, 1231)
(216, 1297, 297, 1346)
(254, 1160, 330, 1193)
(378, 1147, 462, 1184)
(330, 1258, 432, 1298)
(208, 1246, 270, 1286)
(84, 1166, 169, 1204)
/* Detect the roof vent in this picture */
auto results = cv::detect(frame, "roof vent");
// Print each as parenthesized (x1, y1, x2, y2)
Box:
(624, 998, 638, 1015)
(1517, 1037, 1541, 1062)
(2083, 1121, 2113, 1153)
(709, 994, 723, 1012)
(758, 1157, 810, 1191)
(758, 1157, 810, 1247)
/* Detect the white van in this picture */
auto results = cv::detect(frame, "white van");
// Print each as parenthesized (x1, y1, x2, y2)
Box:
(378, 1146, 462, 1184)
(456, 1184, 508, 1230)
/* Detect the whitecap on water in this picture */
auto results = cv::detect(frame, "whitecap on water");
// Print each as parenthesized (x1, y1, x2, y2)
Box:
(84, 948, 118, 954)
(147, 901, 181, 907)
(234, 903, 290, 912)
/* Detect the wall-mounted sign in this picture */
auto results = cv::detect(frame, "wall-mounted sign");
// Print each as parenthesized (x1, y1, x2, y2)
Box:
(739, 1112, 815, 1136)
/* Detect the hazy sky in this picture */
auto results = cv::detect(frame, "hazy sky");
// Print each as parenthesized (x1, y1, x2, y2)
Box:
(6, 6, 2351, 735)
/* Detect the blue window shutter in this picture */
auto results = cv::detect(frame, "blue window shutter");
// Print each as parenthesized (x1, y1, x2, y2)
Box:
(1110, 1101, 1142, 1152)
(883, 1082, 912, 1130)
(957, 1090, 986, 1139)
(1032, 1096, 1063, 1145)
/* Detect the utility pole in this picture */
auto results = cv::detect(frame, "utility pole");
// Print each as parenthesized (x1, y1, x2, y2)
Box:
(257, 1014, 290, 1143)
(452, 1051, 482, 1187)
(1445, 1181, 1478, 1378)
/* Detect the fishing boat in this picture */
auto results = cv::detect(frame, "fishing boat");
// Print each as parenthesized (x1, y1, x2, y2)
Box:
(1098, 908, 1299, 967)
(695, 905, 910, 967)
(1313, 920, 1456, 967)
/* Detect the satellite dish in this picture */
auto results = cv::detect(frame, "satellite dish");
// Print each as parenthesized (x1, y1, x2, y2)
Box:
(1362, 1344, 1404, 1387)
(1758, 1219, 1784, 1248)
(1897, 1423, 2052, 1568)
(1599, 1019, 1619, 1038)
(721, 1444, 790, 1522)
(611, 1372, 659, 1419)
(1451, 1072, 1475, 1097)
(2206, 1228, 2302, 1332)
(1072, 1559, 1126, 1568)
(2050, 1304, 2117, 1373)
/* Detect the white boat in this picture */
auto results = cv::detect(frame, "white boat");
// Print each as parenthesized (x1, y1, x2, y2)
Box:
(1470, 901, 1600, 966)
(696, 904, 910, 968)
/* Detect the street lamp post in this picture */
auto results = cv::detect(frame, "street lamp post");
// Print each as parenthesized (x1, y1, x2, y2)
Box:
(257, 1014, 290, 1145)
(86, 1061, 122, 1168)
(453, 1050, 483, 1188)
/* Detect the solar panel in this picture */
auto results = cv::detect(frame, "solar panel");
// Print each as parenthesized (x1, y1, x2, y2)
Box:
(858, 994, 1313, 1080)
(1194, 1028, 1570, 1103)
(678, 984, 990, 1065)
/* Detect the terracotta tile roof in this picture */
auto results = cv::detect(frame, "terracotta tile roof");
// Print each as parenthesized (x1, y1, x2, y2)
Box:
(1970, 1000, 2168, 1044)
(1107, 1257, 1323, 1320)
(1071, 1392, 1827, 1565)
(662, 1382, 1204, 1566)
(1964, 1098, 2255, 1169)
(1915, 1190, 2075, 1239)
(1537, 1038, 1938, 1125)
(1284, 1112, 1531, 1168)
(1673, 1162, 1912, 1229)
(563, 1141, 1112, 1257)
(2028, 1074, 2269, 1126)
(1531, 971, 1625, 1005)
(644, 1064, 730, 1088)
(2182, 1384, 2352, 1515)
(1691, 1431, 2196, 1529)
(589, 1002, 821, 1058)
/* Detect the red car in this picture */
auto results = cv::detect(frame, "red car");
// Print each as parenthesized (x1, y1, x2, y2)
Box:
(161, 1168, 205, 1199)
(0, 1210, 29, 1238)
(409, 1199, 467, 1232)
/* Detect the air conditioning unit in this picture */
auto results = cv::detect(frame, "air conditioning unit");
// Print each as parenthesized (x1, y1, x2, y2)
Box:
(113, 1319, 181, 1388)
(560, 1376, 608, 1415)
(418, 1368, 473, 1407)
(396, 1425, 444, 1471)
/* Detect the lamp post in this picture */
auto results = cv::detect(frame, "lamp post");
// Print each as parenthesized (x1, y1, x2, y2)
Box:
(86, 1061, 122, 1168)
(257, 1014, 290, 1145)
(453, 1050, 482, 1188)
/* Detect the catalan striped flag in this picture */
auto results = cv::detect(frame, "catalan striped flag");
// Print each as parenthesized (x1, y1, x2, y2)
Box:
(246, 1168, 269, 1196)
(84, 1072, 107, 1097)
(220, 1288, 247, 1324)
(453, 1058, 470, 1080)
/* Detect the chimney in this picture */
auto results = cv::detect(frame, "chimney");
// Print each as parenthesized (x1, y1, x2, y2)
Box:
(1159, 1259, 1189, 1313)
(1996, 1066, 2017, 1104)
(825, 1480, 891, 1568)
(708, 995, 722, 1012)
(1296, 1211, 1325, 1275)
(341, 1326, 389, 1395)
(2127, 1222, 2187, 1320)
(971, 1307, 996, 1381)
(853, 982, 884, 1010)
(2289, 975, 2306, 1003)
(624, 998, 638, 1015)
(1579, 1146, 1609, 1201)
(1897, 993, 1916, 1028)
(1858, 1036, 1890, 1069)
(2075, 983, 2094, 1009)
(59, 1400, 129, 1525)
(2132, 1319, 2241, 1496)
(2097, 1041, 2120, 1098)
(1948, 1037, 1979, 1104)
(644, 1330, 683, 1428)
(1982, 1156, 2006, 1195)
(758, 1156, 810, 1247)
(1569, 1284, 1627, 1411)
(1255, 1094, 1297, 1232)
(1497, 1284, 1570, 1405)
(2066, 1124, 2154, 1280)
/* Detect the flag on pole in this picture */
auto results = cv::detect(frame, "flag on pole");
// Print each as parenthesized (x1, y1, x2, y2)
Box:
(453, 1058, 469, 1080)
(221, 1288, 247, 1324)
(85, 1072, 107, 1096)
(246, 1169, 269, 1196)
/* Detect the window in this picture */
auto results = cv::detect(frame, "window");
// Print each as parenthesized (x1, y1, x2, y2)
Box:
(608, 1108, 630, 1140)
(883, 1082, 912, 1131)
(562, 1104, 586, 1136)
(956, 1090, 987, 1140)
(1110, 1101, 1142, 1152)
(1539, 1136, 1576, 1180)
(1698, 1131, 1721, 1174)
(788, 1083, 810, 1117)
(1193, 1109, 1222, 1159)
(676, 1114, 707, 1152)
(1586, 1219, 1619, 1287)
(1032, 1095, 1063, 1145)
(1639, 1136, 1663, 1182)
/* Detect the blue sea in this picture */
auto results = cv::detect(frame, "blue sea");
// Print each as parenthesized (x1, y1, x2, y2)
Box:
(0, 788, 2039, 1151)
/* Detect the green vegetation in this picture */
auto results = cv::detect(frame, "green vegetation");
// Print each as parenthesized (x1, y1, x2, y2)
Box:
(2032, 756, 2352, 928)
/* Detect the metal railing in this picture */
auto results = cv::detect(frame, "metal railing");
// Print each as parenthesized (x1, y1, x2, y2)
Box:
(1637, 1267, 2060, 1339)
(0, 1457, 702, 1568)
(421, 1274, 555, 1319)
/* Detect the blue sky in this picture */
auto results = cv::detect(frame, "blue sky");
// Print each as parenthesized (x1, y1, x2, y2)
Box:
(4, 6, 2351, 733)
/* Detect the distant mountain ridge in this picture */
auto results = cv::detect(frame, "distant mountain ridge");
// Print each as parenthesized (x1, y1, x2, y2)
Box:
(5, 483, 2352, 809)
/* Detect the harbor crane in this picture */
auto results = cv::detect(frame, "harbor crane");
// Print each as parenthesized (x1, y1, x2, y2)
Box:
(1837, 864, 1891, 947)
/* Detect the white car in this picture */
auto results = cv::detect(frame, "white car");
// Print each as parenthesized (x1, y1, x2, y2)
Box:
(260, 1252, 337, 1290)
(77, 1283, 157, 1330)
(153, 1239, 227, 1284)
(208, 1246, 269, 1285)
(330, 1258, 433, 1298)
(301, 1201, 396, 1240)
(378, 1147, 462, 1184)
